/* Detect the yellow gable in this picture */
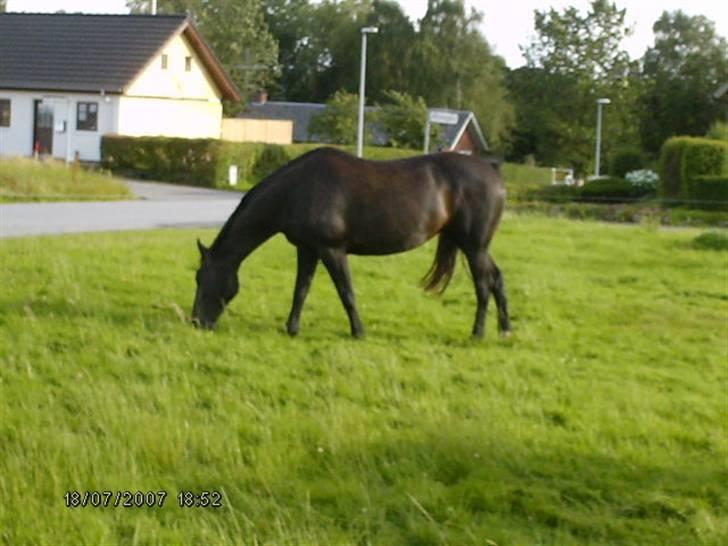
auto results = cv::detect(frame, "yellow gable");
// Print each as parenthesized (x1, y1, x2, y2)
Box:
(125, 32, 222, 101)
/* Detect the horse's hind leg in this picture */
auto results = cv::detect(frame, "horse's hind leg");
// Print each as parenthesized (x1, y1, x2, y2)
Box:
(286, 245, 318, 336)
(488, 255, 511, 336)
(464, 250, 511, 339)
(318, 247, 365, 338)
(464, 248, 491, 339)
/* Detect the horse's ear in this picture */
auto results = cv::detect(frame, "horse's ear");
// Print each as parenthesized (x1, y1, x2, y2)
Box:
(197, 238, 209, 257)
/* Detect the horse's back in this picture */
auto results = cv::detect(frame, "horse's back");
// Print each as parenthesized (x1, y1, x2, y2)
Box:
(278, 148, 505, 254)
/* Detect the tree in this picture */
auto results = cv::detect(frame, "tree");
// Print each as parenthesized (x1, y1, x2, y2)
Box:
(0, 1, 6, 13)
(408, 0, 514, 150)
(638, 11, 728, 155)
(309, 90, 361, 144)
(126, 0, 279, 112)
(376, 90, 437, 149)
(513, 0, 639, 172)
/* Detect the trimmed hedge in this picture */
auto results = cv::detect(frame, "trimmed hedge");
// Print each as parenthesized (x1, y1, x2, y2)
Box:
(659, 137, 728, 203)
(101, 135, 289, 189)
(530, 177, 655, 204)
(101, 136, 423, 189)
(690, 175, 728, 210)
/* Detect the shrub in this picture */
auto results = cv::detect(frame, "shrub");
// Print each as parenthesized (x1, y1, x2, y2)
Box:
(692, 231, 728, 251)
(309, 90, 361, 145)
(689, 175, 728, 210)
(625, 169, 659, 191)
(658, 137, 728, 200)
(252, 144, 291, 182)
(610, 148, 645, 178)
(579, 177, 651, 202)
(101, 137, 424, 189)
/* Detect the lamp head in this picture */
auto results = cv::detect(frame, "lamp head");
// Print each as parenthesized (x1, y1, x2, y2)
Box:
(361, 26, 379, 34)
(596, 98, 611, 105)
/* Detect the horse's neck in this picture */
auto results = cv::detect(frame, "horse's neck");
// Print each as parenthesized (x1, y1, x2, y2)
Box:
(210, 187, 280, 268)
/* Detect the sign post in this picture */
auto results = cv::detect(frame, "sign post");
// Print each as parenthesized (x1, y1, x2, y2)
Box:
(424, 110, 460, 153)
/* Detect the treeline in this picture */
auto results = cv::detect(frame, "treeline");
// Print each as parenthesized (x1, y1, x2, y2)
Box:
(127, 0, 727, 173)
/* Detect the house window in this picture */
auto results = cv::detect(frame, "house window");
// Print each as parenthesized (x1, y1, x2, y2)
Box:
(161, 54, 168, 70)
(76, 102, 98, 131)
(185, 56, 192, 71)
(0, 99, 10, 127)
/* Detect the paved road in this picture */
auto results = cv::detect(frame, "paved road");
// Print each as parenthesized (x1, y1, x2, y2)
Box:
(0, 180, 243, 238)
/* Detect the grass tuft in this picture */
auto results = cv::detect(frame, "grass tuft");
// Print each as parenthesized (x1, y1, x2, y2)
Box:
(0, 157, 132, 202)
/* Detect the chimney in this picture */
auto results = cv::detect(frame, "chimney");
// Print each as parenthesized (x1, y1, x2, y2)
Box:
(252, 90, 268, 104)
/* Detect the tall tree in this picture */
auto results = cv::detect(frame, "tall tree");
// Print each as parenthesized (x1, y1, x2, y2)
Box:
(638, 11, 728, 155)
(514, 0, 638, 172)
(126, 0, 278, 112)
(0, 1, 6, 13)
(409, 0, 514, 149)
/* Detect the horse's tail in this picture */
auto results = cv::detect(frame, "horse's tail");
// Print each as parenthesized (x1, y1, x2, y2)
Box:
(422, 232, 458, 294)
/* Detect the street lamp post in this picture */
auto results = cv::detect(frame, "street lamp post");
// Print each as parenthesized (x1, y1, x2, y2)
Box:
(357, 26, 378, 158)
(594, 97, 611, 177)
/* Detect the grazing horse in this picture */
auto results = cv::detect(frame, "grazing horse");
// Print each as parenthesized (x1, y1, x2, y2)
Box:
(192, 147, 510, 339)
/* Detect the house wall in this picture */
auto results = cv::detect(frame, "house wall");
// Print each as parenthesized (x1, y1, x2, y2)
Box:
(119, 31, 223, 139)
(0, 90, 118, 161)
(452, 125, 476, 155)
(221, 118, 293, 145)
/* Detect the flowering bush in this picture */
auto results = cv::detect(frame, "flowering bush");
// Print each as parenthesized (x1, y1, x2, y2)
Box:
(625, 169, 659, 191)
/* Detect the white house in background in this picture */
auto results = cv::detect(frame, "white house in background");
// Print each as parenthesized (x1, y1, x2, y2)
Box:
(0, 13, 239, 162)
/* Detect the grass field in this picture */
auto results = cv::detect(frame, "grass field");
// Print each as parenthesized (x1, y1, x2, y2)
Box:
(0, 157, 131, 202)
(0, 215, 726, 545)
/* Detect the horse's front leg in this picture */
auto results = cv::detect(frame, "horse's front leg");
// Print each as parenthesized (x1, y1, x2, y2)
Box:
(286, 245, 318, 336)
(319, 247, 365, 338)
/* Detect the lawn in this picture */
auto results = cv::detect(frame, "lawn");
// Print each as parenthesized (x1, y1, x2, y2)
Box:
(0, 215, 726, 545)
(0, 157, 132, 202)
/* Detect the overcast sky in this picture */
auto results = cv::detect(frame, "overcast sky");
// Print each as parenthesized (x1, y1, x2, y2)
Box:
(6, 0, 728, 69)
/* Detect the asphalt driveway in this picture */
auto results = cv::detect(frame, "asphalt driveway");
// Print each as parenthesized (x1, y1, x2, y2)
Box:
(0, 180, 243, 238)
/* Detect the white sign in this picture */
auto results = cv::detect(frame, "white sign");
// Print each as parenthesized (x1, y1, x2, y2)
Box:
(228, 165, 238, 186)
(429, 110, 459, 125)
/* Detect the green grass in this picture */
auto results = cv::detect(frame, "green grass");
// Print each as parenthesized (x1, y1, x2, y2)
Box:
(0, 157, 132, 202)
(0, 215, 726, 545)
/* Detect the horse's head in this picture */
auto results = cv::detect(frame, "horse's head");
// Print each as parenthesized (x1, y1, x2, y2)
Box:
(191, 239, 239, 330)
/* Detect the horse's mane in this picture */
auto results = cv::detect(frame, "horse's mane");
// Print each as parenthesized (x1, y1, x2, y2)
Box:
(209, 147, 329, 255)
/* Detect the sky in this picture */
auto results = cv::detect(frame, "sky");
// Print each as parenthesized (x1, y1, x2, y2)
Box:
(6, 0, 728, 69)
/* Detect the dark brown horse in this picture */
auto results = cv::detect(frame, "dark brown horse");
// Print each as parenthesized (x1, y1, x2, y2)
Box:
(192, 147, 510, 338)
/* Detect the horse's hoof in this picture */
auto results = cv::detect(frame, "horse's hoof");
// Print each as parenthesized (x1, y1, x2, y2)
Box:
(500, 330, 513, 339)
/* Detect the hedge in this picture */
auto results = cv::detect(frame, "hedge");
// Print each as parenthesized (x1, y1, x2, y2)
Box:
(101, 136, 422, 189)
(101, 136, 287, 189)
(690, 175, 728, 211)
(529, 177, 654, 204)
(659, 137, 728, 202)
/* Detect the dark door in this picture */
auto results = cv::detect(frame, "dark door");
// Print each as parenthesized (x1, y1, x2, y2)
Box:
(33, 100, 54, 155)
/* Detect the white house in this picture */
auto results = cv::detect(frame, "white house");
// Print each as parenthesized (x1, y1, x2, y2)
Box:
(0, 13, 240, 162)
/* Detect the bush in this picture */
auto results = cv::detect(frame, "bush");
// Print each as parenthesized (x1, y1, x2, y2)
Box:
(625, 169, 659, 191)
(692, 231, 728, 251)
(579, 177, 653, 202)
(658, 137, 728, 201)
(252, 144, 291, 182)
(610, 148, 645, 178)
(689, 175, 728, 210)
(101, 137, 425, 189)
(102, 136, 292, 189)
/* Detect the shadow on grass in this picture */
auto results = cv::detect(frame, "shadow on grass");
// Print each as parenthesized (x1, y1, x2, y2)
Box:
(224, 426, 725, 546)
